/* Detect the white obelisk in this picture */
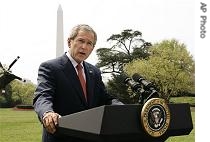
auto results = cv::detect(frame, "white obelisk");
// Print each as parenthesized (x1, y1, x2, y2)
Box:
(56, 4, 64, 58)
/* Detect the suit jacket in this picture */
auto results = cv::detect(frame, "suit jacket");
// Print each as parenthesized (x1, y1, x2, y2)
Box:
(33, 54, 120, 142)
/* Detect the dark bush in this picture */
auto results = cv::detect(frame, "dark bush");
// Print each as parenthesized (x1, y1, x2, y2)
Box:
(15, 104, 34, 110)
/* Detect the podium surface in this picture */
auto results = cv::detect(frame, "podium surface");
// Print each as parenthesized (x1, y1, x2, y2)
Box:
(58, 104, 193, 142)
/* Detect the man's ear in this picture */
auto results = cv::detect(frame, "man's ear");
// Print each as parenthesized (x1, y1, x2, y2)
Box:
(67, 38, 71, 47)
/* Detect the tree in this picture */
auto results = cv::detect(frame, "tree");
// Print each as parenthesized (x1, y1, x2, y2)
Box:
(10, 80, 36, 105)
(0, 80, 36, 107)
(96, 29, 151, 103)
(0, 84, 14, 107)
(96, 29, 151, 74)
(124, 39, 195, 101)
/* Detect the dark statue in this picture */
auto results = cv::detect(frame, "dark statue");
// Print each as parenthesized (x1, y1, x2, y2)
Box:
(0, 56, 24, 89)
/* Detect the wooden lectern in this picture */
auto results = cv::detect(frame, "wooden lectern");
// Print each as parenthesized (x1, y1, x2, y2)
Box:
(57, 104, 193, 142)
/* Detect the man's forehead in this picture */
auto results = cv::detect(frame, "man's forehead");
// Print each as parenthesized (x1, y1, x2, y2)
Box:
(78, 29, 93, 35)
(76, 30, 94, 40)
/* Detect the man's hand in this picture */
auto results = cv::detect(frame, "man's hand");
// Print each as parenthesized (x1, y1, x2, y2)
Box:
(42, 112, 61, 134)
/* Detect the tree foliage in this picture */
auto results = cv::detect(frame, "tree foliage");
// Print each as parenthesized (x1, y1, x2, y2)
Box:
(106, 74, 137, 104)
(96, 29, 151, 74)
(124, 39, 195, 101)
(0, 80, 36, 108)
(96, 29, 151, 103)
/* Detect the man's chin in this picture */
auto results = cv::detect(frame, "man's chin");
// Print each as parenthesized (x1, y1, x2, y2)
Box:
(76, 57, 87, 63)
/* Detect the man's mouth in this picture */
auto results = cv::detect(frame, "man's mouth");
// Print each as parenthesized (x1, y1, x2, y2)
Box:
(79, 52, 86, 56)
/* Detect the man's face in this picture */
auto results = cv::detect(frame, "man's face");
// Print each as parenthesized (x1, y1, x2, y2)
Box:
(69, 30, 95, 63)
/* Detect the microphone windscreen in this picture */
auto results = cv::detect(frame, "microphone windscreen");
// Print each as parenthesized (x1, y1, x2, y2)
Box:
(132, 73, 142, 82)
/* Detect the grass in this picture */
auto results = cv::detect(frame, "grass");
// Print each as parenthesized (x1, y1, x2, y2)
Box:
(170, 96, 195, 106)
(0, 108, 42, 142)
(0, 101, 194, 142)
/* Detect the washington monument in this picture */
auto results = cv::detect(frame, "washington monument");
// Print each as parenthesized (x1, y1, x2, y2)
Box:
(56, 4, 64, 57)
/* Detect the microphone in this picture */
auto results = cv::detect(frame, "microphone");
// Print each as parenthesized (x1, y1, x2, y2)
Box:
(124, 77, 141, 93)
(122, 73, 144, 103)
(132, 73, 154, 91)
(132, 73, 159, 98)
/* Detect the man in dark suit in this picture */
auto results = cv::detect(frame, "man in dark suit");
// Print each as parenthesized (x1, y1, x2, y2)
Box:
(33, 24, 123, 142)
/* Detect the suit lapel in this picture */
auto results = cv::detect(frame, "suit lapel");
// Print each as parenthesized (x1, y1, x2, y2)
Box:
(61, 54, 88, 106)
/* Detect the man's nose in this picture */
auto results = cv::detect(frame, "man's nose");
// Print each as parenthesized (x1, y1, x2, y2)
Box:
(81, 42, 89, 49)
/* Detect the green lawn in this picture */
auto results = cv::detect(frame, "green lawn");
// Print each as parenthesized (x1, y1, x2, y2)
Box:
(0, 107, 195, 142)
(0, 108, 42, 142)
(170, 96, 195, 106)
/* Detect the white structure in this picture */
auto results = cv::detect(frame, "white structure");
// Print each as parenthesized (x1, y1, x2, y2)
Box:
(56, 4, 64, 58)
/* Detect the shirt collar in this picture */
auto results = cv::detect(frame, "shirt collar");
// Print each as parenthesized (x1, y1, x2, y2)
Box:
(66, 51, 84, 69)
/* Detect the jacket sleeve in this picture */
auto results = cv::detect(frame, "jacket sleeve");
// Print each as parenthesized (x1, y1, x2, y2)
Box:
(33, 62, 56, 121)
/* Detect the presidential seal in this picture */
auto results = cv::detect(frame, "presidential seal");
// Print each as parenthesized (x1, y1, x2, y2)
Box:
(141, 98, 170, 137)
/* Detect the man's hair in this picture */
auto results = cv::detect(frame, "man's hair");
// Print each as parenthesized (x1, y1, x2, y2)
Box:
(69, 24, 97, 46)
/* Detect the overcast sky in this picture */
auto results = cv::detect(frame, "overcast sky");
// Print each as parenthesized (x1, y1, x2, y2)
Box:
(1, 0, 195, 84)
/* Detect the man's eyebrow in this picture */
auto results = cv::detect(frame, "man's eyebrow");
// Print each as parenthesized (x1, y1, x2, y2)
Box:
(77, 37, 93, 44)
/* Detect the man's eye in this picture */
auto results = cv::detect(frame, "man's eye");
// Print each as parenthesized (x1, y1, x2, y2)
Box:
(88, 42, 93, 46)
(78, 39, 84, 43)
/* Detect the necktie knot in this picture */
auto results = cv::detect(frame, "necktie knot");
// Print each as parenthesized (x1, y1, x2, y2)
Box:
(76, 64, 82, 71)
